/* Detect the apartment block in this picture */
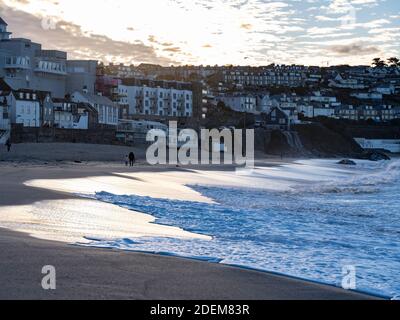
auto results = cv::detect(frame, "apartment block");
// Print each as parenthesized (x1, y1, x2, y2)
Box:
(117, 78, 193, 118)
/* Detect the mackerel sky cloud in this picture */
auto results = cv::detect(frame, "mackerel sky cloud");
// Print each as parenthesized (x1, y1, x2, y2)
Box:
(0, 0, 399, 66)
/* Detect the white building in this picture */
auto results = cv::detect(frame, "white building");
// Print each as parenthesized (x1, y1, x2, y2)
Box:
(355, 138, 400, 153)
(71, 91, 118, 126)
(118, 84, 193, 118)
(53, 99, 74, 129)
(223, 66, 307, 87)
(296, 104, 314, 118)
(313, 105, 336, 118)
(217, 95, 257, 113)
(7, 90, 40, 127)
(351, 92, 383, 100)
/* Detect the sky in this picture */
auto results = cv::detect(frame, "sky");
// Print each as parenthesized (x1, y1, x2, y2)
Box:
(0, 0, 399, 66)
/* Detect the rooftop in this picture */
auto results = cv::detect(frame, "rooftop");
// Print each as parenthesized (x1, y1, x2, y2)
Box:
(0, 17, 8, 26)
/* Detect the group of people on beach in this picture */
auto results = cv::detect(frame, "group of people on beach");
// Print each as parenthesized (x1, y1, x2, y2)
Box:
(125, 152, 135, 167)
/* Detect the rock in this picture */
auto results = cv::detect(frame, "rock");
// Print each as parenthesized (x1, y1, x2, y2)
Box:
(338, 159, 356, 166)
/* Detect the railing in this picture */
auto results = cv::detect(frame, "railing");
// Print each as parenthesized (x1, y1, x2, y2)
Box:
(4, 56, 30, 69)
(34, 61, 67, 75)
(34, 66, 67, 75)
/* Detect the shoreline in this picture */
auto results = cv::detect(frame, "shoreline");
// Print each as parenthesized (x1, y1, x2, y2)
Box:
(0, 145, 390, 299)
(0, 227, 380, 300)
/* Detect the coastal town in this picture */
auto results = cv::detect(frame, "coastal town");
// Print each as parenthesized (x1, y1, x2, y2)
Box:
(1, 0, 400, 305)
(1, 16, 400, 155)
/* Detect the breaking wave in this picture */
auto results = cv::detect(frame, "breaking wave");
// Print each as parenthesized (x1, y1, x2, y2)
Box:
(290, 159, 400, 195)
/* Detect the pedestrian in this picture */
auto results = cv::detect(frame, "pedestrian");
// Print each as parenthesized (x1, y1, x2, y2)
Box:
(124, 154, 129, 166)
(128, 152, 135, 167)
(5, 139, 11, 152)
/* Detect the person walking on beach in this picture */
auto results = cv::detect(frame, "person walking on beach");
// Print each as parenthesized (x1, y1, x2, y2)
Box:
(128, 152, 135, 167)
(5, 139, 11, 152)
(124, 154, 129, 166)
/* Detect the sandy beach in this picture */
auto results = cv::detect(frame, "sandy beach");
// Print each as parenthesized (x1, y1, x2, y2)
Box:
(0, 143, 381, 299)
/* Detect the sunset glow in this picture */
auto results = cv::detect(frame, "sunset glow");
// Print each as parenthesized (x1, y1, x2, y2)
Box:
(1, 0, 399, 66)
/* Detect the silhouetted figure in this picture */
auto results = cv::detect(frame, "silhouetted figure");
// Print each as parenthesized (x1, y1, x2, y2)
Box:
(5, 140, 11, 152)
(128, 152, 135, 167)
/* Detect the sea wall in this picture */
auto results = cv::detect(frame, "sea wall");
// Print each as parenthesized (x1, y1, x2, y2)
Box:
(10, 124, 120, 145)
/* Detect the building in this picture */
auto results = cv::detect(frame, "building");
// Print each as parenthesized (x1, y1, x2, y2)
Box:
(0, 17, 99, 99)
(71, 91, 118, 126)
(66, 60, 97, 95)
(296, 104, 314, 118)
(313, 104, 336, 118)
(53, 98, 98, 129)
(0, 17, 67, 98)
(52, 98, 75, 129)
(0, 17, 11, 41)
(6, 89, 41, 127)
(264, 106, 291, 130)
(116, 119, 167, 144)
(217, 94, 257, 113)
(255, 94, 273, 113)
(351, 92, 383, 100)
(379, 105, 400, 122)
(223, 66, 307, 87)
(95, 74, 121, 101)
(335, 105, 358, 121)
(0, 95, 9, 129)
(117, 78, 193, 119)
(357, 105, 380, 121)
(354, 138, 400, 153)
(374, 84, 396, 95)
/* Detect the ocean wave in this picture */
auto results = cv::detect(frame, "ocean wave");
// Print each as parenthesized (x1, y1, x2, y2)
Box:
(290, 159, 400, 195)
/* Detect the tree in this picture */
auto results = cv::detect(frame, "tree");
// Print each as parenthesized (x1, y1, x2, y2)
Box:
(372, 58, 387, 68)
(387, 57, 400, 67)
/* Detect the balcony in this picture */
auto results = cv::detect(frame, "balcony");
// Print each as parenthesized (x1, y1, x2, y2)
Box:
(34, 61, 67, 76)
(4, 56, 30, 70)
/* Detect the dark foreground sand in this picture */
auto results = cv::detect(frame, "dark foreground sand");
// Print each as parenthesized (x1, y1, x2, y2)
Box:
(0, 228, 377, 300)
(0, 144, 380, 300)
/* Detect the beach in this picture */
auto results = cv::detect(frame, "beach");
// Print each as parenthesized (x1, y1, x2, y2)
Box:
(0, 143, 387, 299)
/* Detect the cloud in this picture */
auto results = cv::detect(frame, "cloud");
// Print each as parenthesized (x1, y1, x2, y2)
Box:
(0, 2, 177, 65)
(240, 23, 252, 30)
(328, 42, 380, 56)
(1, 0, 398, 66)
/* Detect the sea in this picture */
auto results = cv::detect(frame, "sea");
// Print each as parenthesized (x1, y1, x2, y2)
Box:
(80, 159, 400, 299)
